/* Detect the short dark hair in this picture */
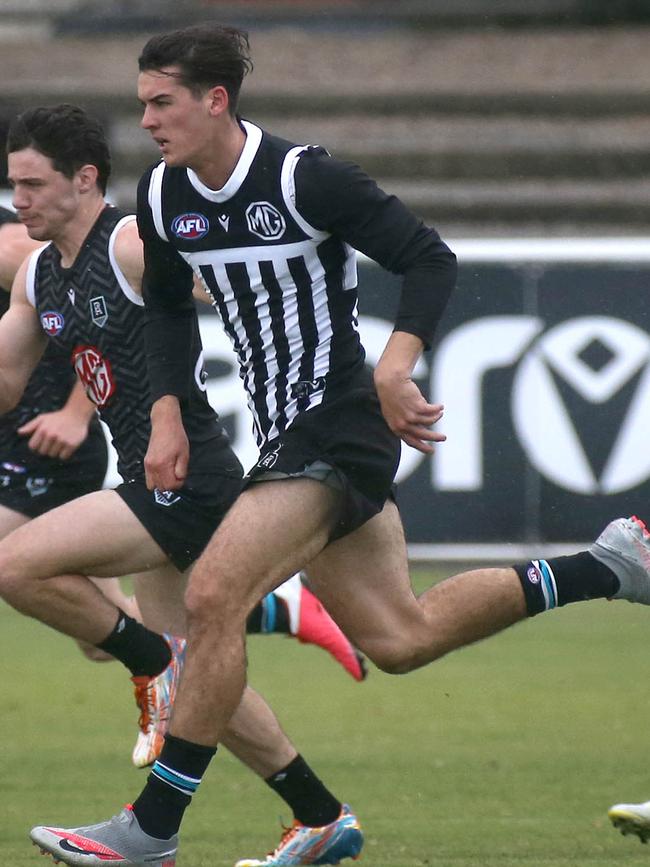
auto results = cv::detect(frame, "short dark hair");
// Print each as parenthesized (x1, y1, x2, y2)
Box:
(138, 24, 253, 115)
(6, 104, 111, 194)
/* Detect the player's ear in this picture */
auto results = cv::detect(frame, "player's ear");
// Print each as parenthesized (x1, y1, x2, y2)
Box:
(76, 164, 100, 194)
(206, 84, 229, 118)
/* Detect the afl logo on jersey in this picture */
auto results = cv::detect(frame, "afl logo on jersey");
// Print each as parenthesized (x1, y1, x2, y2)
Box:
(72, 344, 116, 408)
(40, 311, 65, 336)
(246, 202, 286, 240)
(172, 213, 210, 240)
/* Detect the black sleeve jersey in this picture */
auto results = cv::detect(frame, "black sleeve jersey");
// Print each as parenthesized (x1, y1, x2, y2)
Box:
(0, 206, 18, 228)
(137, 172, 197, 404)
(294, 148, 457, 349)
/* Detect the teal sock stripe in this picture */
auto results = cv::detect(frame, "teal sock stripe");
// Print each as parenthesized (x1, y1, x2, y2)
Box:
(261, 592, 277, 633)
(537, 559, 558, 610)
(151, 760, 200, 795)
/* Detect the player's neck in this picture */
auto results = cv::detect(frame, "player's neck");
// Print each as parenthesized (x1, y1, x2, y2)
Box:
(191, 119, 247, 192)
(55, 196, 107, 268)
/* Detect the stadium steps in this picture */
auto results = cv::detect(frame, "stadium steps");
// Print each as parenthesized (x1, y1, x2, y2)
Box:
(1, 26, 650, 235)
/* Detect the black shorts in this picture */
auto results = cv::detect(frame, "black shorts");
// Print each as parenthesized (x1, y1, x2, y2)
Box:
(245, 385, 401, 541)
(115, 471, 244, 571)
(0, 432, 108, 519)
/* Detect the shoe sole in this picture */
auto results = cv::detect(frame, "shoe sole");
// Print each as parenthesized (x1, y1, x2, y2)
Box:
(609, 810, 650, 844)
(31, 838, 176, 866)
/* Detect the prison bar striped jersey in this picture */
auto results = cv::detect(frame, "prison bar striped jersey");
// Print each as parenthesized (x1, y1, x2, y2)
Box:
(138, 121, 456, 447)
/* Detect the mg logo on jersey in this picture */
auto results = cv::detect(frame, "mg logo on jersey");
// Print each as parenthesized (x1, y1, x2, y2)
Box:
(433, 315, 650, 495)
(172, 213, 209, 240)
(246, 202, 286, 240)
(40, 310, 64, 336)
(72, 344, 116, 407)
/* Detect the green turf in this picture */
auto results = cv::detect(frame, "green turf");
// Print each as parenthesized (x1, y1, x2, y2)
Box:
(5, 567, 650, 866)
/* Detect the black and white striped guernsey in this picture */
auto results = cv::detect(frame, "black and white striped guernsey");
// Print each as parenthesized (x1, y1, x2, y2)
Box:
(26, 206, 232, 484)
(138, 121, 456, 449)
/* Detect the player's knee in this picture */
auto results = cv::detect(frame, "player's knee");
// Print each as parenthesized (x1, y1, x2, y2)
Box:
(369, 634, 442, 675)
(0, 545, 31, 605)
(184, 572, 245, 630)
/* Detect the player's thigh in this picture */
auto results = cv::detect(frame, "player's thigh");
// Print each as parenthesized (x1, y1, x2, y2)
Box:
(0, 504, 29, 538)
(306, 499, 424, 653)
(0, 489, 169, 579)
(187, 478, 340, 615)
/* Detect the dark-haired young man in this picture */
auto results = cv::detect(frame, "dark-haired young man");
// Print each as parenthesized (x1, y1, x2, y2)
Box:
(0, 206, 142, 660)
(0, 103, 364, 867)
(30, 25, 650, 867)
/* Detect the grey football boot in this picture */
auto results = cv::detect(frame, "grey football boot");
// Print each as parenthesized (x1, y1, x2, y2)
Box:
(589, 516, 650, 604)
(30, 806, 177, 866)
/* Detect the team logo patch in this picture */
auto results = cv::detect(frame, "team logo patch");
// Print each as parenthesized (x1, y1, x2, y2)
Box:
(72, 344, 116, 407)
(40, 310, 64, 336)
(246, 202, 286, 240)
(291, 378, 326, 399)
(154, 489, 182, 507)
(257, 444, 282, 470)
(172, 213, 210, 240)
(89, 295, 108, 328)
(26, 477, 51, 497)
(2, 461, 26, 474)
(526, 564, 541, 584)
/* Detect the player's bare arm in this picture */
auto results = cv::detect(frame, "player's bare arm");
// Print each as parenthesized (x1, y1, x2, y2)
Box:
(17, 379, 97, 460)
(374, 331, 446, 454)
(0, 255, 47, 414)
(112, 216, 145, 298)
(144, 394, 189, 491)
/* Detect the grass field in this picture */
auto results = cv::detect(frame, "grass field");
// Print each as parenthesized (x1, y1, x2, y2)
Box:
(4, 565, 650, 866)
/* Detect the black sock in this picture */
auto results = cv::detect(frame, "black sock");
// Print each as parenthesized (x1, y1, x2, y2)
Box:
(95, 610, 171, 677)
(266, 754, 341, 827)
(514, 551, 620, 617)
(246, 594, 290, 634)
(132, 734, 217, 839)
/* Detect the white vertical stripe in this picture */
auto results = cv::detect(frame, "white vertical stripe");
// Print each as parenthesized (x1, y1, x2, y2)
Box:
(148, 162, 168, 242)
(280, 146, 329, 242)
(108, 215, 143, 306)
(24, 245, 49, 307)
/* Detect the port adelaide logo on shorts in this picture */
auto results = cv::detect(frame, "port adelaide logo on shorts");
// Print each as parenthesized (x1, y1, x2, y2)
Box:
(172, 212, 210, 240)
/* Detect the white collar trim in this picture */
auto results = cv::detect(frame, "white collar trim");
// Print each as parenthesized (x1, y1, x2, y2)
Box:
(186, 120, 262, 203)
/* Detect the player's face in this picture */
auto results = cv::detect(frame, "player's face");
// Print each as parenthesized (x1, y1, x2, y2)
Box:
(138, 68, 215, 169)
(8, 148, 80, 242)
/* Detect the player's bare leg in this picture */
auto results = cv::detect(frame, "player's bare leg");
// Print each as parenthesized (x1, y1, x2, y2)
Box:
(0, 489, 170, 643)
(169, 478, 342, 746)
(306, 499, 525, 673)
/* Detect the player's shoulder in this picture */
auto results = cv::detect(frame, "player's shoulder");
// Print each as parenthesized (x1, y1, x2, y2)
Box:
(111, 213, 143, 285)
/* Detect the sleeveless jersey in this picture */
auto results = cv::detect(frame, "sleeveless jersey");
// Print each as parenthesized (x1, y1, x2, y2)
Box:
(0, 207, 86, 455)
(141, 121, 365, 447)
(26, 206, 235, 485)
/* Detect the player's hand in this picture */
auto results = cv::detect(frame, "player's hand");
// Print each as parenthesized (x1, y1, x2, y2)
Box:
(374, 331, 446, 454)
(17, 410, 88, 460)
(375, 374, 445, 454)
(144, 396, 189, 491)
